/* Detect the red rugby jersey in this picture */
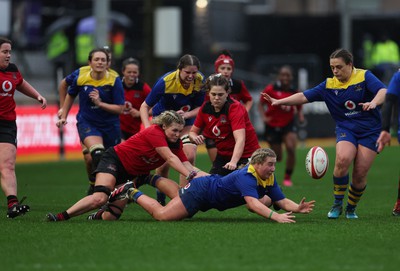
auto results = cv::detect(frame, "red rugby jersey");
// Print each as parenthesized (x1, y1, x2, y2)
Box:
(259, 83, 302, 127)
(0, 63, 23, 121)
(119, 80, 151, 135)
(194, 98, 260, 158)
(114, 124, 188, 175)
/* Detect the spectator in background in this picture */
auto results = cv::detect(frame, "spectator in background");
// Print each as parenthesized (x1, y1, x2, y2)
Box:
(262, 48, 387, 219)
(371, 33, 400, 82)
(258, 65, 304, 187)
(0, 37, 47, 218)
(376, 69, 400, 216)
(119, 57, 151, 141)
(205, 50, 254, 163)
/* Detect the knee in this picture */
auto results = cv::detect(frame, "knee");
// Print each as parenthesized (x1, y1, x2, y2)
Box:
(90, 194, 108, 209)
(334, 156, 351, 172)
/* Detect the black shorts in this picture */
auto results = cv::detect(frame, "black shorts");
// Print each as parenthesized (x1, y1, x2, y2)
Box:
(120, 130, 133, 141)
(94, 147, 160, 187)
(0, 120, 17, 146)
(264, 121, 297, 145)
(204, 137, 216, 149)
(209, 154, 250, 176)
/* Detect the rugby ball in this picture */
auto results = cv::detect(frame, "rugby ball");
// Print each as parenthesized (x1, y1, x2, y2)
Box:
(305, 146, 329, 179)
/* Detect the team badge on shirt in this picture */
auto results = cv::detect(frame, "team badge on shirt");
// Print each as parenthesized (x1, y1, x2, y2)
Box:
(344, 100, 356, 110)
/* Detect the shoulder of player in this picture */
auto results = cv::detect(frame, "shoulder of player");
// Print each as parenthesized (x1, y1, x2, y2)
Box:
(3, 63, 19, 72)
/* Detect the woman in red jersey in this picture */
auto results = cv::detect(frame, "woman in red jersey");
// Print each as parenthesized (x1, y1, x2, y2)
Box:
(119, 57, 151, 141)
(0, 37, 47, 219)
(205, 50, 254, 163)
(46, 110, 208, 222)
(258, 65, 304, 187)
(190, 74, 260, 176)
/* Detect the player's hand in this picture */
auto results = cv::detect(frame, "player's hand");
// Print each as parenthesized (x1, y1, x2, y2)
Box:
(38, 95, 47, 109)
(57, 108, 63, 119)
(297, 197, 315, 214)
(89, 89, 101, 106)
(272, 211, 296, 223)
(190, 134, 205, 145)
(376, 130, 391, 152)
(56, 118, 67, 128)
(260, 92, 278, 106)
(359, 101, 376, 111)
(223, 161, 237, 171)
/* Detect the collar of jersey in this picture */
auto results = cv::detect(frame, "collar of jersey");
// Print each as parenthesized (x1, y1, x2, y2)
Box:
(247, 164, 274, 188)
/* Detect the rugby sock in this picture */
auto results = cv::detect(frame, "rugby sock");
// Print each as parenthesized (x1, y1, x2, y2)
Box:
(7, 195, 18, 208)
(129, 188, 143, 202)
(346, 183, 366, 211)
(333, 175, 349, 205)
(56, 211, 70, 221)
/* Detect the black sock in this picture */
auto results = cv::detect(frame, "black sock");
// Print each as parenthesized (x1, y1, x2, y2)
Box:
(56, 211, 70, 221)
(7, 195, 18, 208)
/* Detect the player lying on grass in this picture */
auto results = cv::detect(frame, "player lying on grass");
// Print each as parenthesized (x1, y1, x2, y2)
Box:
(110, 148, 315, 223)
(46, 110, 208, 221)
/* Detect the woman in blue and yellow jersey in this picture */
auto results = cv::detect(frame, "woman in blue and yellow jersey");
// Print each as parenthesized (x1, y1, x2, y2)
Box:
(108, 148, 315, 223)
(57, 48, 125, 195)
(140, 54, 205, 204)
(262, 48, 387, 220)
(58, 46, 119, 195)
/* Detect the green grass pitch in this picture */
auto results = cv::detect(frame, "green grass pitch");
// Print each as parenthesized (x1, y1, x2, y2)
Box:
(1, 146, 400, 271)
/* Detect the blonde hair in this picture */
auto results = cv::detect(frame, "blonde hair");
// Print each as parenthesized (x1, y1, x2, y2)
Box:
(152, 110, 185, 127)
(250, 148, 276, 165)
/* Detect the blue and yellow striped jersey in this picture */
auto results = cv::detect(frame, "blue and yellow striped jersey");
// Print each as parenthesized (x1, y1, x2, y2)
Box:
(145, 69, 206, 117)
(67, 67, 124, 126)
(304, 68, 386, 136)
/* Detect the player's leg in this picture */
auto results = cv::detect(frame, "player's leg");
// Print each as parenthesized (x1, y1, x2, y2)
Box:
(282, 130, 297, 186)
(154, 176, 180, 199)
(205, 137, 217, 163)
(81, 143, 95, 195)
(47, 173, 115, 221)
(393, 174, 400, 216)
(180, 132, 197, 186)
(136, 192, 189, 221)
(77, 122, 107, 195)
(0, 142, 30, 218)
(155, 163, 169, 206)
(328, 140, 356, 219)
(346, 145, 377, 218)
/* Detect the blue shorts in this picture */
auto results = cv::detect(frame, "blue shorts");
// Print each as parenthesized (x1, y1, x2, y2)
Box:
(77, 119, 121, 149)
(179, 176, 215, 217)
(335, 127, 378, 152)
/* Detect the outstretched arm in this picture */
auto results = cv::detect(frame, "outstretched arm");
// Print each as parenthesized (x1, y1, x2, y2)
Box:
(261, 92, 308, 106)
(245, 196, 296, 223)
(274, 197, 315, 214)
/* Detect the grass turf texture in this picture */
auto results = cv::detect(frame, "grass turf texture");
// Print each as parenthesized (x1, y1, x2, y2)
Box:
(1, 147, 400, 271)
